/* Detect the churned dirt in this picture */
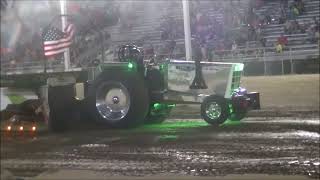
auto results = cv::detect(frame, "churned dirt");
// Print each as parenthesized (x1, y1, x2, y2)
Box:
(1, 118, 319, 179)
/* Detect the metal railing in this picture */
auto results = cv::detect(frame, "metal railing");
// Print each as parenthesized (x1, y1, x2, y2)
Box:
(1, 44, 319, 76)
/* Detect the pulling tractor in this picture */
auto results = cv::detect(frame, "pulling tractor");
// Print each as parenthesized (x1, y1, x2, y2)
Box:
(1, 44, 260, 132)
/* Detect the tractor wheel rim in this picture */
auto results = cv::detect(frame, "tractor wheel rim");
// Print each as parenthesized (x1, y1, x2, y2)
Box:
(205, 102, 222, 120)
(96, 83, 130, 121)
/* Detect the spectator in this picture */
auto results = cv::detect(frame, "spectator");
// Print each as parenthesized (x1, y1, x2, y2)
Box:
(292, 20, 305, 33)
(288, 3, 298, 19)
(279, 4, 287, 24)
(190, 0, 201, 19)
(281, 0, 289, 9)
(277, 34, 288, 51)
(284, 20, 292, 34)
(292, 5, 300, 17)
(277, 34, 288, 46)
(247, 24, 256, 41)
(160, 30, 169, 41)
(194, 12, 210, 60)
(143, 43, 154, 60)
(160, 16, 178, 40)
(288, 0, 305, 19)
(299, 22, 306, 33)
(275, 42, 283, 53)
(260, 37, 267, 47)
(306, 22, 320, 44)
(285, 20, 304, 34)
(312, 17, 319, 29)
(256, 25, 262, 40)
(168, 39, 176, 58)
(231, 40, 238, 55)
(0, 10, 22, 53)
(120, 5, 134, 31)
(215, 40, 225, 59)
(231, 40, 237, 51)
(306, 25, 316, 43)
(264, 14, 272, 25)
(31, 32, 43, 60)
(296, 0, 305, 14)
(315, 31, 320, 44)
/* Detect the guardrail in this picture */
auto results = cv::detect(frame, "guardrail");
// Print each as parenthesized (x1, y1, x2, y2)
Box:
(1, 44, 319, 76)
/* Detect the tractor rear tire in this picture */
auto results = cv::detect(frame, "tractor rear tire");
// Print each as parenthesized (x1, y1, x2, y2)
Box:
(89, 70, 149, 128)
(48, 85, 77, 132)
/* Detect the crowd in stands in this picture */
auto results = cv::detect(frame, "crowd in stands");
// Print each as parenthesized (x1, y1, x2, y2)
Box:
(157, 0, 319, 60)
(306, 17, 320, 43)
(1, 0, 119, 68)
(1, 0, 319, 70)
(1, 9, 44, 67)
(276, 0, 319, 53)
(158, 0, 270, 61)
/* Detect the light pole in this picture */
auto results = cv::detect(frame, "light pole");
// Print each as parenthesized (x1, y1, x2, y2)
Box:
(182, 0, 192, 61)
(59, 0, 70, 70)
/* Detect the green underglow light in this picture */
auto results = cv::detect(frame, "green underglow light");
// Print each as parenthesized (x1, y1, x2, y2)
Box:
(127, 62, 134, 69)
(235, 63, 244, 71)
(220, 119, 242, 127)
(229, 104, 233, 114)
(153, 103, 176, 110)
(8, 95, 26, 104)
(228, 104, 233, 114)
(153, 103, 162, 110)
(168, 104, 176, 107)
(160, 64, 164, 70)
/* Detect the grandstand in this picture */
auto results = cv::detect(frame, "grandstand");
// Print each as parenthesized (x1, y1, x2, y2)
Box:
(105, 0, 319, 59)
(106, 0, 319, 75)
(1, 0, 319, 76)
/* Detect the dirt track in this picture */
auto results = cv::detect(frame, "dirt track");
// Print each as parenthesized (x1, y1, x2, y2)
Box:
(1, 117, 319, 179)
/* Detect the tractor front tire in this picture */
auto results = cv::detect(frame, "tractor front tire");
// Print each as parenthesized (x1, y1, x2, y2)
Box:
(201, 95, 229, 126)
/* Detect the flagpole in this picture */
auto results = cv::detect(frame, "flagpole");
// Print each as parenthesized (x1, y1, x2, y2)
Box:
(182, 0, 192, 61)
(60, 0, 70, 70)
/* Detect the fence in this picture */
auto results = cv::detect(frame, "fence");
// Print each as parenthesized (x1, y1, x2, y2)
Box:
(155, 44, 319, 75)
(1, 44, 319, 76)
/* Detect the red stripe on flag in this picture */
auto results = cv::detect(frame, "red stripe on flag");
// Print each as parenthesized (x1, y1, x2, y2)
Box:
(44, 47, 69, 56)
(44, 23, 75, 57)
(44, 41, 72, 51)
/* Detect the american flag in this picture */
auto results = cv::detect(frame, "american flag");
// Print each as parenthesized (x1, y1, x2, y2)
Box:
(42, 23, 75, 57)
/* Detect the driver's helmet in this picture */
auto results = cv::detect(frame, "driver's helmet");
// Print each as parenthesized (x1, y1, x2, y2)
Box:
(118, 44, 143, 63)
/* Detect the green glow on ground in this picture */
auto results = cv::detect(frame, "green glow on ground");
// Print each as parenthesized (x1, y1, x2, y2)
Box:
(131, 119, 241, 133)
(7, 95, 26, 104)
(221, 119, 242, 127)
(158, 135, 178, 141)
(136, 121, 209, 133)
